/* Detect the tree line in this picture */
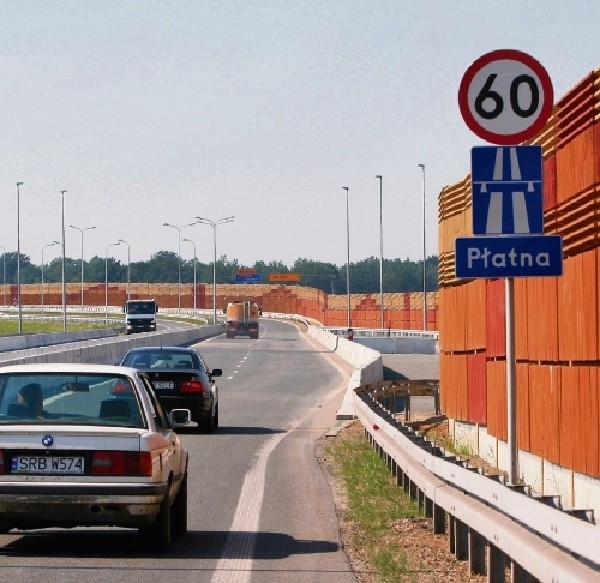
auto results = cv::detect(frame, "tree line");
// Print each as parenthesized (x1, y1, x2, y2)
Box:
(0, 251, 439, 294)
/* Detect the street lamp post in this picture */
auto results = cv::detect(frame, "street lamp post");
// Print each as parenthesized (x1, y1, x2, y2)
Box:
(16, 181, 23, 333)
(194, 216, 234, 324)
(105, 241, 121, 325)
(60, 190, 67, 331)
(0, 245, 6, 307)
(418, 164, 427, 331)
(376, 175, 384, 330)
(70, 225, 96, 308)
(163, 223, 183, 312)
(117, 239, 131, 301)
(182, 238, 197, 311)
(42, 241, 60, 318)
(341, 187, 351, 330)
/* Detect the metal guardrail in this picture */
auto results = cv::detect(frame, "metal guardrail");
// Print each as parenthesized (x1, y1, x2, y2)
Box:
(353, 384, 600, 582)
(325, 326, 439, 340)
(356, 379, 440, 421)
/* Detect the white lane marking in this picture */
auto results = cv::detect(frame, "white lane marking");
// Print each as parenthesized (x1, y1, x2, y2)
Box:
(227, 376, 234, 380)
(210, 383, 344, 583)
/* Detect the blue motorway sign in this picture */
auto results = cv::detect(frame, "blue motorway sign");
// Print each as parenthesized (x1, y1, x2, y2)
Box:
(455, 235, 562, 278)
(235, 273, 263, 283)
(472, 145, 543, 235)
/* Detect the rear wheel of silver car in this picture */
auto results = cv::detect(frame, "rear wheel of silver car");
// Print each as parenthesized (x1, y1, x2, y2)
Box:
(139, 493, 171, 552)
(171, 472, 188, 537)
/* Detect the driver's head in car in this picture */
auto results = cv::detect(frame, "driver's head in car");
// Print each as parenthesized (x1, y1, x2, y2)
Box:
(18, 383, 45, 418)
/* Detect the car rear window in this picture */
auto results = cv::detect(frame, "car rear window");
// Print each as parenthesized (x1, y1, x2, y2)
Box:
(0, 373, 145, 428)
(123, 351, 196, 369)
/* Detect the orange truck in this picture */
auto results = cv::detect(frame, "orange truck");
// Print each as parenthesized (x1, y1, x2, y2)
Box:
(225, 301, 260, 339)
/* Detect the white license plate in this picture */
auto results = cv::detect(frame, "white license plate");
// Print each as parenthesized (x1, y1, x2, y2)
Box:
(11, 456, 85, 475)
(154, 381, 175, 390)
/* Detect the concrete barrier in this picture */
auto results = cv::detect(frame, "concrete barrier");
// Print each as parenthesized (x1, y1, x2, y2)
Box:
(355, 336, 438, 354)
(0, 329, 118, 353)
(0, 325, 224, 367)
(307, 325, 383, 419)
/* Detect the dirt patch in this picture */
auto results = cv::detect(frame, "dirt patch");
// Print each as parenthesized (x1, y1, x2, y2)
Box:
(318, 420, 487, 582)
(412, 418, 508, 481)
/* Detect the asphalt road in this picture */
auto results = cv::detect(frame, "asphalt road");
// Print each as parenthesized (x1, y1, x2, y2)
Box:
(0, 318, 357, 582)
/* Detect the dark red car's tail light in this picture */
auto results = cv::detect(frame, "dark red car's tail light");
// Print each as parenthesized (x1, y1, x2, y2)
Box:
(111, 382, 133, 395)
(180, 379, 206, 393)
(91, 451, 152, 476)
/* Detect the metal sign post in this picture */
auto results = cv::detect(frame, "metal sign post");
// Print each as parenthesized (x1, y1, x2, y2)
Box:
(457, 49, 558, 486)
(505, 277, 517, 484)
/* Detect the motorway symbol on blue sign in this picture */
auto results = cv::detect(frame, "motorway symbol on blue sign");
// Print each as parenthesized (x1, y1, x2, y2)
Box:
(472, 145, 543, 236)
(455, 235, 562, 278)
(235, 274, 263, 283)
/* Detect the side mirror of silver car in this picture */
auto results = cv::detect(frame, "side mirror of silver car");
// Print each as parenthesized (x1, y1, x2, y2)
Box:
(168, 408, 192, 427)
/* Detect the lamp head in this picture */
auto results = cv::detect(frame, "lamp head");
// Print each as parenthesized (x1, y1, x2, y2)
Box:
(16, 182, 23, 186)
(376, 175, 382, 179)
(418, 163, 425, 169)
(342, 186, 349, 192)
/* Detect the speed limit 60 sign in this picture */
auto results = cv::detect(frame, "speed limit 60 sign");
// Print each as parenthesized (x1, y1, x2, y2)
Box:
(458, 49, 553, 145)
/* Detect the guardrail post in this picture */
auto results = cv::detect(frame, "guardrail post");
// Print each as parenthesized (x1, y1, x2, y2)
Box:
(402, 472, 410, 494)
(395, 464, 404, 487)
(418, 489, 426, 514)
(486, 543, 506, 583)
(468, 529, 486, 575)
(432, 503, 445, 534)
(510, 561, 532, 583)
(454, 519, 468, 560)
(448, 514, 455, 554)
(424, 496, 433, 518)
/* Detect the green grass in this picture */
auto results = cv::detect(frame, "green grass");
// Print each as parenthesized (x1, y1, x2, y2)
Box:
(325, 428, 421, 582)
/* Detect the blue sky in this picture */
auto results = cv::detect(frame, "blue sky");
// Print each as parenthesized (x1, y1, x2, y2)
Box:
(1, 1, 598, 268)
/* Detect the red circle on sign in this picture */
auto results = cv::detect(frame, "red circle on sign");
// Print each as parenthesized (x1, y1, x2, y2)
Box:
(458, 49, 553, 145)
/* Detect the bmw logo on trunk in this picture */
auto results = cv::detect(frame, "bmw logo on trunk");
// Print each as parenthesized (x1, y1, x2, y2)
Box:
(42, 435, 54, 447)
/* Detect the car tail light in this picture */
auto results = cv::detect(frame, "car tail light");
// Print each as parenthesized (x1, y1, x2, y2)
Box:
(112, 383, 132, 394)
(180, 379, 206, 393)
(91, 451, 152, 476)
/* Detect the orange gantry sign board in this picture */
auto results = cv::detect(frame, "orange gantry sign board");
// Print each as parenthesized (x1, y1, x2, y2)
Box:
(268, 273, 301, 283)
(236, 269, 257, 275)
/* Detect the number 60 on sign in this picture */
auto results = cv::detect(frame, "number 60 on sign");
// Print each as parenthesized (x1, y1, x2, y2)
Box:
(458, 49, 553, 145)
